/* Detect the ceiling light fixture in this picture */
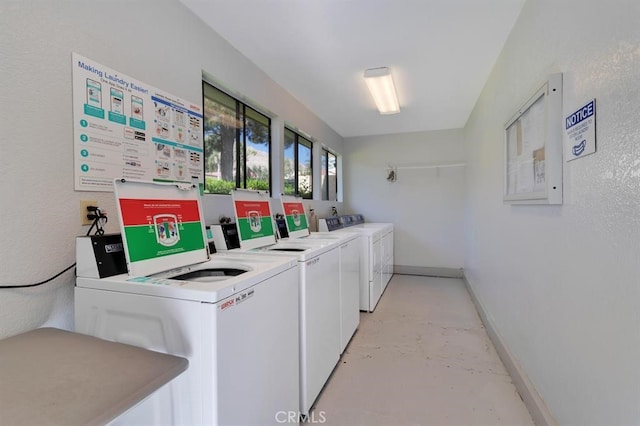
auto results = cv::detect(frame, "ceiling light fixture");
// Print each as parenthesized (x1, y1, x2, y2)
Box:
(363, 67, 400, 115)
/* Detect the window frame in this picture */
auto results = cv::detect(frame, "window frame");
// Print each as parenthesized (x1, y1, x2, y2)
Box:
(321, 147, 338, 201)
(202, 81, 272, 195)
(284, 127, 313, 199)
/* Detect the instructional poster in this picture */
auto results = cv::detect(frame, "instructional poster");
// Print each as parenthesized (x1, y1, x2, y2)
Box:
(72, 53, 203, 191)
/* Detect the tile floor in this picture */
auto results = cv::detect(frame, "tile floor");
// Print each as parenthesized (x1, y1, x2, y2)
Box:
(310, 274, 534, 426)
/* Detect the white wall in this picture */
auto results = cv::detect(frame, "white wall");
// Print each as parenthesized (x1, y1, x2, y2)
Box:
(5, 1, 638, 422)
(344, 130, 466, 270)
(464, 0, 640, 424)
(0, 0, 343, 340)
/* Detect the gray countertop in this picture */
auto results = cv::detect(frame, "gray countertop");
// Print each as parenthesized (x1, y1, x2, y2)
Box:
(0, 327, 188, 426)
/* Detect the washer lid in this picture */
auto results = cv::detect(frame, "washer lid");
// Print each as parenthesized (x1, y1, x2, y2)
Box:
(231, 189, 278, 250)
(113, 179, 209, 276)
(279, 194, 311, 239)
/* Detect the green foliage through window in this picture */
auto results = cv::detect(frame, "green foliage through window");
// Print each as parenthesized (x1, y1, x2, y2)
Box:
(284, 128, 312, 199)
(203, 82, 271, 194)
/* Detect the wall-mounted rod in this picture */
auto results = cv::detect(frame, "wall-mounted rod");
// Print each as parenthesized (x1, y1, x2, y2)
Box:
(395, 163, 466, 170)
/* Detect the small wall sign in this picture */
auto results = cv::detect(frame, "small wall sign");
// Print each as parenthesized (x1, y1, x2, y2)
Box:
(565, 99, 596, 161)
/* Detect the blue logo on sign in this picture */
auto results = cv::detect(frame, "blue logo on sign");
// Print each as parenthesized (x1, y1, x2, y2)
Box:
(572, 139, 586, 156)
(566, 100, 595, 129)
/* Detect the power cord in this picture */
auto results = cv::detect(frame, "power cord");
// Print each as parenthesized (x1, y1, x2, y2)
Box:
(0, 263, 76, 289)
(86, 206, 108, 236)
(3, 205, 104, 288)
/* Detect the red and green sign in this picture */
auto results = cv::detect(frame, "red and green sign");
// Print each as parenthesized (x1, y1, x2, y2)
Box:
(234, 200, 274, 241)
(282, 201, 308, 232)
(119, 198, 205, 262)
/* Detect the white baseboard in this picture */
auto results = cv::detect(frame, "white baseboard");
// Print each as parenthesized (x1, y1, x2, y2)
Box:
(462, 272, 557, 426)
(393, 265, 463, 278)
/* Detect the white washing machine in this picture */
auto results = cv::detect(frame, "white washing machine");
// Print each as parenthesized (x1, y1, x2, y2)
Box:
(299, 232, 360, 354)
(75, 180, 300, 426)
(230, 190, 341, 417)
(278, 196, 360, 354)
(319, 215, 394, 312)
(349, 219, 394, 294)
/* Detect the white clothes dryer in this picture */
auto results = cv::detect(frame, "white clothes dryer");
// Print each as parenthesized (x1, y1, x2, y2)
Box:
(319, 215, 394, 312)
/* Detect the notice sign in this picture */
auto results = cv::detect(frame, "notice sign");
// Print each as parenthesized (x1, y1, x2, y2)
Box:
(282, 201, 308, 233)
(72, 53, 204, 191)
(565, 99, 596, 161)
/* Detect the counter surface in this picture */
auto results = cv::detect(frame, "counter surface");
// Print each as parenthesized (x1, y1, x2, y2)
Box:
(0, 327, 188, 426)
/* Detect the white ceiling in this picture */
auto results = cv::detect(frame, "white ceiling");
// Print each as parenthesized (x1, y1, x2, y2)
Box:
(180, 0, 525, 138)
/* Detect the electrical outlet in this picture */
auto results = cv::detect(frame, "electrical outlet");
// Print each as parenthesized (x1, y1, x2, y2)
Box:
(80, 200, 97, 225)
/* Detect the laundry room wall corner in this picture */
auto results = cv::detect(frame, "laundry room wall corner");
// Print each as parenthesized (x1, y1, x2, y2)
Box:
(343, 129, 466, 271)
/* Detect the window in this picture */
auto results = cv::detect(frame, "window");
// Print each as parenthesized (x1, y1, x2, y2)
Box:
(320, 148, 337, 201)
(284, 128, 313, 199)
(203, 82, 271, 194)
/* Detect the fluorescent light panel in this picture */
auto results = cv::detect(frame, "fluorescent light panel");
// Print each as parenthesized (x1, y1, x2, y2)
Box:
(364, 67, 400, 114)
